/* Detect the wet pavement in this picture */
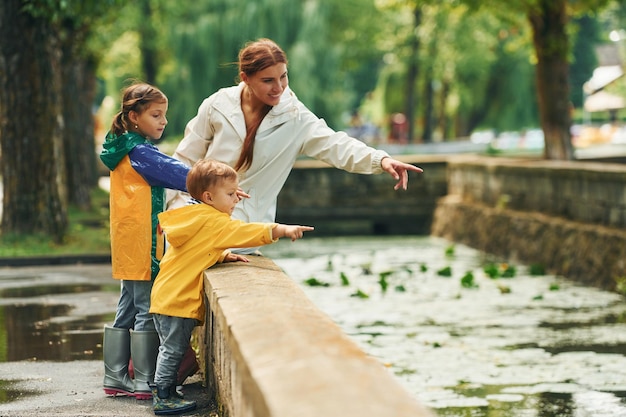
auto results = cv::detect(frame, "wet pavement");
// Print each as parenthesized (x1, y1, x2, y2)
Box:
(0, 264, 215, 417)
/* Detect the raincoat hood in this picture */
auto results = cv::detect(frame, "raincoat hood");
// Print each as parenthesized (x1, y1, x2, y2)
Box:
(100, 131, 147, 170)
(158, 203, 223, 248)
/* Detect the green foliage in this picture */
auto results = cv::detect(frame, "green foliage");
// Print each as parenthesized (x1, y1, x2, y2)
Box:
(0, 187, 110, 257)
(445, 244, 455, 257)
(378, 272, 390, 293)
(350, 289, 370, 299)
(615, 276, 626, 296)
(437, 266, 452, 277)
(483, 263, 500, 278)
(460, 271, 479, 288)
(529, 263, 546, 275)
(340, 272, 350, 286)
(483, 262, 517, 278)
(501, 264, 517, 278)
(303, 277, 330, 287)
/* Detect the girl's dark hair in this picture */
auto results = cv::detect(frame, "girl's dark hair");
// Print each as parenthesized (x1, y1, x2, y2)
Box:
(110, 83, 167, 136)
(187, 159, 238, 202)
(235, 38, 288, 172)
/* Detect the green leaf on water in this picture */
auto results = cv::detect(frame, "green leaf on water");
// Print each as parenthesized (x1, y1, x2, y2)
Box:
(379, 274, 389, 293)
(460, 271, 478, 288)
(483, 263, 500, 278)
(529, 263, 545, 276)
(501, 264, 517, 278)
(339, 272, 350, 286)
(303, 277, 330, 287)
(351, 289, 369, 299)
(437, 266, 452, 277)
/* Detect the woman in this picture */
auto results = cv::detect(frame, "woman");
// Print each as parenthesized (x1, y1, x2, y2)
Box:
(167, 38, 423, 252)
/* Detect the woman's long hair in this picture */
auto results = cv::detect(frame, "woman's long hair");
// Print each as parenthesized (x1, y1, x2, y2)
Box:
(110, 83, 167, 136)
(235, 39, 288, 172)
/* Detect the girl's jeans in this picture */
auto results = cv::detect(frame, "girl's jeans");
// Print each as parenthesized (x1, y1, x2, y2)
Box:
(153, 314, 197, 388)
(112, 280, 155, 331)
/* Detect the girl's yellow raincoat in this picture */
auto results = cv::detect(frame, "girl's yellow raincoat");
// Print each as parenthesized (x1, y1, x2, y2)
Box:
(99, 131, 189, 281)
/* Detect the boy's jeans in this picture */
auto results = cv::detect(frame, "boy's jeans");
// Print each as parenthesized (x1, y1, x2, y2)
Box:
(153, 314, 197, 388)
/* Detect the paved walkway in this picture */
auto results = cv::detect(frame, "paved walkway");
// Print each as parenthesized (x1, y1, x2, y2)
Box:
(0, 263, 216, 417)
(0, 361, 214, 417)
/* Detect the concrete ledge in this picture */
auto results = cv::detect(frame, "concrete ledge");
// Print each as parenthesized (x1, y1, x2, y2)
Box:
(200, 256, 433, 417)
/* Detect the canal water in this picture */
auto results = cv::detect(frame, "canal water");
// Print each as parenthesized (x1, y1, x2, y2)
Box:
(1, 236, 626, 416)
(261, 235, 626, 417)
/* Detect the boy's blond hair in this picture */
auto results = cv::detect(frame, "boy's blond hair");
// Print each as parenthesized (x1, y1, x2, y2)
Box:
(186, 159, 238, 201)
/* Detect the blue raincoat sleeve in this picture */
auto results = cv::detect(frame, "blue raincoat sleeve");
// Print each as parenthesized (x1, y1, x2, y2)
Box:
(128, 143, 190, 191)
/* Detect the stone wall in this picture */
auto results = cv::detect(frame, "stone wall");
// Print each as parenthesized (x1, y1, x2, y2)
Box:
(431, 155, 626, 292)
(198, 256, 434, 417)
(275, 156, 447, 235)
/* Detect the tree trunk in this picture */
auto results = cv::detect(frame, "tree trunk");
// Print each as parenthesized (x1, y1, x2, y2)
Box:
(404, 6, 422, 143)
(61, 27, 97, 210)
(528, 0, 574, 160)
(0, 0, 68, 242)
(140, 0, 158, 84)
(422, 78, 434, 142)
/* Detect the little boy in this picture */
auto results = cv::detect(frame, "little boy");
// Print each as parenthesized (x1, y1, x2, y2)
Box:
(149, 158, 313, 415)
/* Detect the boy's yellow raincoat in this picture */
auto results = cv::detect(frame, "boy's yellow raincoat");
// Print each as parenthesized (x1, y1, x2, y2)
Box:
(150, 203, 276, 324)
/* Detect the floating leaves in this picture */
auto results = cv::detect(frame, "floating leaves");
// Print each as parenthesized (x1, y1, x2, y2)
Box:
(351, 289, 369, 299)
(529, 263, 545, 276)
(339, 271, 350, 286)
(378, 271, 393, 293)
(483, 262, 517, 279)
(460, 272, 478, 289)
(437, 266, 452, 277)
(303, 277, 330, 287)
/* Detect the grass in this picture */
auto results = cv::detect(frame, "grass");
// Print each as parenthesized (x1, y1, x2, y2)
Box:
(0, 186, 111, 257)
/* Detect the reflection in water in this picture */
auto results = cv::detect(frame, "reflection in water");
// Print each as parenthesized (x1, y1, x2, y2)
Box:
(0, 283, 116, 362)
(1, 304, 112, 361)
(0, 379, 36, 404)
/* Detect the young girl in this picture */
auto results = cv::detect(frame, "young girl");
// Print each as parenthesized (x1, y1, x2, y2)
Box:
(99, 82, 192, 400)
(149, 158, 313, 415)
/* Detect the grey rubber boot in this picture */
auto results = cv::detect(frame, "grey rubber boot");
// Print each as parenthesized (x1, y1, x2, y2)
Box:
(130, 329, 160, 400)
(103, 325, 135, 397)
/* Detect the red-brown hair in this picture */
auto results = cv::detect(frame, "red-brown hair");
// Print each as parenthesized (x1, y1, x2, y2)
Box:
(235, 39, 288, 172)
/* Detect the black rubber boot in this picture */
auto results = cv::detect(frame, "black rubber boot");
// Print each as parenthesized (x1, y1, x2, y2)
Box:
(151, 384, 197, 415)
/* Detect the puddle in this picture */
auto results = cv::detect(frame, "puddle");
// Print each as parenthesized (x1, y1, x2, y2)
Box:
(0, 283, 111, 298)
(0, 303, 113, 362)
(0, 280, 119, 362)
(0, 380, 37, 404)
